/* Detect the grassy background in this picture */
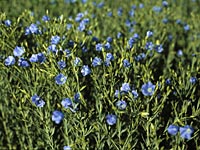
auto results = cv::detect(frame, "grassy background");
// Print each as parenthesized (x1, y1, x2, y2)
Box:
(0, 0, 200, 149)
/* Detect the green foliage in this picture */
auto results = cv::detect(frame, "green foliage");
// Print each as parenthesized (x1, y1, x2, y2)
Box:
(0, 0, 200, 149)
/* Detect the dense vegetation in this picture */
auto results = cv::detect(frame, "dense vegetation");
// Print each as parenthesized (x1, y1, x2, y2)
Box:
(0, 0, 200, 149)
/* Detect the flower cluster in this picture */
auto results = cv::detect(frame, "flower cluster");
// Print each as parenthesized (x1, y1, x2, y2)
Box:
(1, 1, 199, 149)
(167, 124, 194, 140)
(31, 94, 45, 108)
(25, 23, 40, 35)
(29, 53, 46, 63)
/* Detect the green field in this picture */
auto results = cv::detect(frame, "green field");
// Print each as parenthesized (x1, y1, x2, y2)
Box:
(0, 0, 200, 149)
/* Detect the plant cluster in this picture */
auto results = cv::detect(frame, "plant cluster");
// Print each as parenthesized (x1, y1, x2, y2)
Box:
(0, 0, 200, 149)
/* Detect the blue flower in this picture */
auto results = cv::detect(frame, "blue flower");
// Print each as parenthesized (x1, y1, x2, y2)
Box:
(129, 28, 134, 33)
(173, 91, 177, 96)
(58, 60, 66, 69)
(190, 77, 197, 84)
(48, 44, 57, 54)
(25, 23, 39, 35)
(73, 57, 81, 66)
(180, 125, 194, 140)
(106, 53, 114, 61)
(31, 94, 45, 107)
(128, 37, 135, 48)
(30, 53, 45, 63)
(133, 33, 139, 39)
(131, 90, 138, 98)
(123, 59, 131, 68)
(64, 49, 71, 57)
(152, 6, 162, 13)
(117, 7, 123, 16)
(92, 57, 102, 67)
(29, 54, 38, 63)
(117, 32, 122, 39)
(61, 98, 72, 109)
(116, 100, 127, 110)
(63, 146, 72, 150)
(176, 19, 182, 25)
(125, 20, 134, 27)
(4, 20, 11, 27)
(104, 42, 111, 50)
(92, 36, 99, 42)
(42, 15, 50, 22)
(125, 20, 132, 27)
(37, 53, 46, 63)
(141, 81, 156, 96)
(146, 31, 153, 38)
(13, 46, 25, 57)
(129, 9, 135, 17)
(96, 43, 103, 51)
(75, 13, 84, 22)
(168, 35, 173, 41)
(107, 11, 113, 17)
(64, 0, 76, 3)
(135, 53, 146, 61)
(97, 2, 104, 8)
(106, 114, 117, 125)
(155, 44, 164, 53)
(177, 49, 183, 57)
(81, 65, 91, 76)
(77, 22, 86, 31)
(165, 78, 171, 85)
(55, 73, 67, 85)
(104, 60, 111, 67)
(107, 37, 113, 43)
(167, 124, 179, 136)
(120, 83, 131, 93)
(184, 24, 190, 31)
(139, 3, 144, 8)
(162, 18, 168, 24)
(82, 0, 87, 4)
(114, 90, 120, 98)
(52, 110, 64, 124)
(66, 23, 72, 30)
(145, 42, 154, 51)
(131, 5, 136, 9)
(74, 92, 80, 103)
(192, 53, 196, 57)
(36, 21, 41, 25)
(82, 46, 88, 53)
(87, 30, 92, 35)
(18, 58, 30, 67)
(4, 56, 15, 66)
(51, 35, 60, 45)
(134, 56, 140, 62)
(162, 1, 169, 7)
(82, 18, 89, 24)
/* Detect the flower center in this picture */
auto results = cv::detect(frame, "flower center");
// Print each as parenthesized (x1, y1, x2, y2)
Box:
(186, 128, 191, 133)
(147, 87, 152, 93)
(60, 77, 65, 82)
